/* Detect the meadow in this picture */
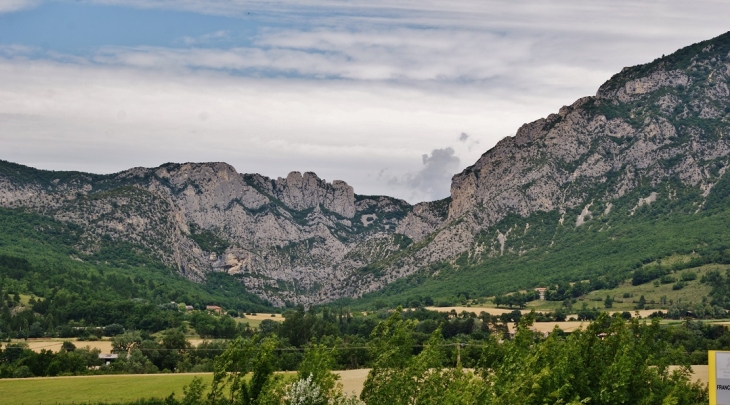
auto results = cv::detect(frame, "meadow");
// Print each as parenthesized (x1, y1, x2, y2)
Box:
(0, 373, 215, 405)
(0, 370, 364, 405)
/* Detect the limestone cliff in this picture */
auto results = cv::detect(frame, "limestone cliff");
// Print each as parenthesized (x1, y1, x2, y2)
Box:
(2, 32, 730, 305)
(356, 31, 730, 293)
(0, 160, 441, 305)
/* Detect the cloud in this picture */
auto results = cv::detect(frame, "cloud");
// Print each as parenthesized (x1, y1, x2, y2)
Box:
(0, 55, 538, 202)
(88, 26, 534, 83)
(3, 0, 730, 204)
(180, 30, 231, 45)
(0, 0, 38, 14)
(385, 147, 460, 201)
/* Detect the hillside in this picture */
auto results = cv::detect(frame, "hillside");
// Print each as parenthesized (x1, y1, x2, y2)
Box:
(345, 31, 730, 307)
(3, 32, 730, 309)
(0, 160, 448, 306)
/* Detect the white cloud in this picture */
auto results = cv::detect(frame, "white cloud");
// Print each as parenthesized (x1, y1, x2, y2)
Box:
(407, 148, 461, 200)
(0, 0, 38, 14)
(2, 0, 730, 202)
(0, 56, 545, 201)
(89, 28, 533, 82)
(180, 30, 231, 45)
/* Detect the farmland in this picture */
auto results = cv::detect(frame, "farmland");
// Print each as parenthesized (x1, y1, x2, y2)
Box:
(0, 370, 366, 405)
(0, 373, 215, 405)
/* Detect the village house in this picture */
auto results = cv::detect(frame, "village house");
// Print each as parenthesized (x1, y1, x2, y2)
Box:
(206, 305, 222, 315)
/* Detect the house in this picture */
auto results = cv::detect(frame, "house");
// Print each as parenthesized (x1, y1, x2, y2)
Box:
(206, 305, 222, 315)
(534, 287, 547, 300)
(185, 305, 194, 311)
(99, 353, 119, 366)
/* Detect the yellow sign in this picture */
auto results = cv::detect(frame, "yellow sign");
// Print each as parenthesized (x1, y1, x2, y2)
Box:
(710, 350, 730, 405)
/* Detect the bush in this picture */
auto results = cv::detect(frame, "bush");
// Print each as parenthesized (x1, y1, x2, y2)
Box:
(104, 324, 125, 336)
(673, 281, 687, 290)
(632, 267, 667, 286)
(12, 365, 34, 378)
(285, 374, 327, 405)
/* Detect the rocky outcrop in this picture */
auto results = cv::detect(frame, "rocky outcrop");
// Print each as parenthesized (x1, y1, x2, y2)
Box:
(245, 171, 356, 218)
(364, 31, 730, 292)
(0, 159, 430, 305)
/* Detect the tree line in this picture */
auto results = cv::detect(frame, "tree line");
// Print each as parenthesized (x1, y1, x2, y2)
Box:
(29, 310, 712, 405)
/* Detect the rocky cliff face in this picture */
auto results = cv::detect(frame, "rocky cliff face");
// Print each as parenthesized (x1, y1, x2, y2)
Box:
(0, 160, 444, 305)
(358, 31, 730, 292)
(2, 32, 730, 305)
(245, 171, 356, 218)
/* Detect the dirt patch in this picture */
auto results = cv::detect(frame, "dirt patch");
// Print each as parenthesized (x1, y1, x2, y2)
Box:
(335, 369, 370, 396)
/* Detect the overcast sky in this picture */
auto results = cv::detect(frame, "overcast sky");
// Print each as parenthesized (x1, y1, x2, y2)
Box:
(1, 1, 729, 203)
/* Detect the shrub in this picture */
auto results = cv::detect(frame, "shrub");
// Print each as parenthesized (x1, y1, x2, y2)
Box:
(285, 374, 326, 405)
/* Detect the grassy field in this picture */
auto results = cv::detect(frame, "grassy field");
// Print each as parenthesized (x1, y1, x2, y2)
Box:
(0, 366, 702, 405)
(424, 306, 538, 315)
(583, 264, 722, 311)
(235, 313, 283, 329)
(435, 262, 724, 316)
(0, 371, 307, 405)
(0, 373, 215, 405)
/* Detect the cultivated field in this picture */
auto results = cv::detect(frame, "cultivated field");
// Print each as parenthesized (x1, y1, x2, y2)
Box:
(0, 366, 704, 404)
(1, 338, 114, 353)
(425, 306, 539, 316)
(0, 370, 363, 405)
(427, 306, 672, 320)
(507, 321, 588, 334)
(235, 313, 283, 329)
(1, 338, 229, 354)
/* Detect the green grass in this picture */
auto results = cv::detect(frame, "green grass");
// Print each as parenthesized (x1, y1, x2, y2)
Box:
(583, 263, 721, 310)
(477, 264, 719, 313)
(17, 294, 33, 306)
(234, 315, 283, 330)
(235, 317, 264, 329)
(0, 373, 299, 405)
(522, 300, 566, 312)
(0, 373, 214, 405)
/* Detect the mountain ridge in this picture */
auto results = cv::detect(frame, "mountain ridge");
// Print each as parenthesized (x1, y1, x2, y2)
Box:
(3, 31, 730, 306)
(0, 158, 448, 305)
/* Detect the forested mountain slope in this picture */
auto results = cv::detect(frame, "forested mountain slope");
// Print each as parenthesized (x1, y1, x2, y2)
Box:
(346, 31, 730, 305)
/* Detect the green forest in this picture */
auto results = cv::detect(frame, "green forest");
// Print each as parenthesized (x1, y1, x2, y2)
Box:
(344, 172, 730, 310)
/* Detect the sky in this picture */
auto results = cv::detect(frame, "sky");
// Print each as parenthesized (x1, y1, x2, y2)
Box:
(1, 1, 729, 203)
